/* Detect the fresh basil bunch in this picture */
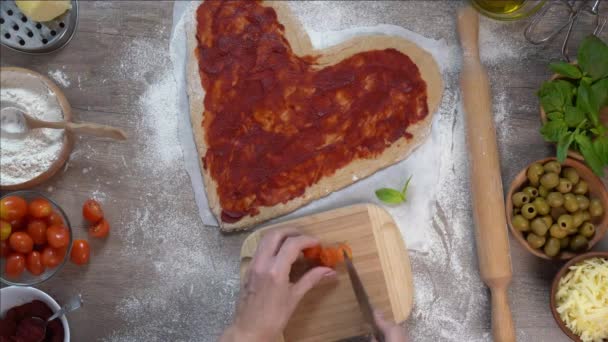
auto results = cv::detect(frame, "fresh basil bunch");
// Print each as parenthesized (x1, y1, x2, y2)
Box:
(538, 35, 608, 176)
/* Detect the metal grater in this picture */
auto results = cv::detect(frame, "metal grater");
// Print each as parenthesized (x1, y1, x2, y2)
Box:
(0, 0, 78, 54)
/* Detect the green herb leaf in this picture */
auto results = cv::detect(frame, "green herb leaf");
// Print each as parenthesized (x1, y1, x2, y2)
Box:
(547, 112, 564, 121)
(538, 80, 575, 113)
(540, 120, 568, 142)
(575, 134, 605, 176)
(577, 82, 600, 126)
(593, 136, 608, 165)
(401, 175, 413, 197)
(564, 106, 586, 127)
(591, 78, 608, 109)
(557, 132, 574, 163)
(375, 188, 405, 204)
(577, 35, 608, 81)
(549, 62, 582, 79)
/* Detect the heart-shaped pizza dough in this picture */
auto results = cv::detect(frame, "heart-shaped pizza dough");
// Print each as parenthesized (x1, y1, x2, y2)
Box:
(187, 1, 443, 231)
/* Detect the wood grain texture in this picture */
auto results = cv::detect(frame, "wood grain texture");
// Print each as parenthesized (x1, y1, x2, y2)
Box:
(457, 7, 514, 342)
(1, 1, 605, 341)
(240, 204, 412, 342)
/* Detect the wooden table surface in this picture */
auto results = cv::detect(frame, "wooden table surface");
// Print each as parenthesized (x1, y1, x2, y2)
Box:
(1, 1, 606, 341)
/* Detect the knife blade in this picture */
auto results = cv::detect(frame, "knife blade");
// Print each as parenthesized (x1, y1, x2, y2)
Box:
(342, 250, 385, 342)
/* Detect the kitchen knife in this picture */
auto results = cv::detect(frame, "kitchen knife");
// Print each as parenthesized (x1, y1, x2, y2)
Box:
(342, 250, 385, 342)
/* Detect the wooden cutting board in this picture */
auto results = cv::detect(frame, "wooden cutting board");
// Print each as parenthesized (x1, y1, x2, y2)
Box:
(240, 204, 413, 342)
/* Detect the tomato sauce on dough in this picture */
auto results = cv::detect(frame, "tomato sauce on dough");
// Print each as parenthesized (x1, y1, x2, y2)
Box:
(195, 1, 429, 223)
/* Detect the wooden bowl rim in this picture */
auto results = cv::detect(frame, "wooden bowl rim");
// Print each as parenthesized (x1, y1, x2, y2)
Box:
(0, 67, 74, 191)
(505, 157, 608, 260)
(549, 251, 608, 342)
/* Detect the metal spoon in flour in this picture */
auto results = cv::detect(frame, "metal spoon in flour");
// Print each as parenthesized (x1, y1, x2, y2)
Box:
(0, 107, 127, 140)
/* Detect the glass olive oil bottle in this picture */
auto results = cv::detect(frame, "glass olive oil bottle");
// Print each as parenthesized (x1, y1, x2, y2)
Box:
(472, 0, 526, 14)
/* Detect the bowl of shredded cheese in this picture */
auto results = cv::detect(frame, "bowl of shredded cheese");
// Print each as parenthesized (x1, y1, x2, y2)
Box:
(551, 251, 608, 342)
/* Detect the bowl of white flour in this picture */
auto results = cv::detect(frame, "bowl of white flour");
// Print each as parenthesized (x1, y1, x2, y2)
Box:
(0, 67, 73, 190)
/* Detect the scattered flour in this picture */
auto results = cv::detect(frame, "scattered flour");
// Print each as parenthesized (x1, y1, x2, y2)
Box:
(47, 69, 71, 87)
(0, 86, 65, 186)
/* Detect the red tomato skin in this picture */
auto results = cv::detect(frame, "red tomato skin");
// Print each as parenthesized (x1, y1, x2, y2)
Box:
(5, 253, 26, 278)
(9, 217, 26, 231)
(0, 240, 11, 258)
(8, 232, 34, 254)
(26, 220, 48, 245)
(41, 247, 62, 268)
(0, 196, 27, 221)
(46, 225, 69, 249)
(28, 198, 53, 218)
(26, 251, 45, 276)
(70, 239, 90, 265)
(47, 212, 64, 226)
(89, 219, 110, 238)
(82, 199, 104, 223)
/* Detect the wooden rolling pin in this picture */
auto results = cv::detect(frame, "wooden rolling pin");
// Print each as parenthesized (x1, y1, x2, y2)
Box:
(457, 7, 515, 342)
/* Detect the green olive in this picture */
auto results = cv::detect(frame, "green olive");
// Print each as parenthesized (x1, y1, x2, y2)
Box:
(569, 234, 588, 252)
(549, 224, 568, 239)
(572, 211, 586, 228)
(573, 180, 588, 195)
(563, 193, 579, 213)
(522, 186, 539, 199)
(579, 222, 595, 238)
(512, 192, 530, 208)
(527, 233, 546, 249)
(576, 195, 590, 211)
(543, 161, 562, 174)
(580, 210, 591, 222)
(532, 197, 551, 216)
(541, 215, 553, 228)
(540, 172, 560, 189)
(589, 198, 604, 217)
(546, 192, 565, 208)
(538, 185, 549, 198)
(531, 218, 549, 236)
(514, 207, 521, 215)
(527, 163, 545, 186)
(560, 236, 570, 249)
(562, 167, 580, 185)
(544, 237, 561, 257)
(551, 207, 567, 221)
(512, 215, 530, 232)
(557, 214, 573, 230)
(557, 178, 573, 193)
(521, 203, 538, 220)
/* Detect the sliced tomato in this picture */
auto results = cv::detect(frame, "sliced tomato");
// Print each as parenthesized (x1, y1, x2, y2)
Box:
(89, 219, 110, 238)
(302, 245, 322, 260)
(26, 251, 45, 276)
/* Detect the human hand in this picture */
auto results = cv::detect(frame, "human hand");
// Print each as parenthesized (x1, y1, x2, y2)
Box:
(371, 311, 408, 342)
(220, 228, 336, 342)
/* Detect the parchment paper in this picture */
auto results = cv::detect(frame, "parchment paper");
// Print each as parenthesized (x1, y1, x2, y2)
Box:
(171, 1, 450, 252)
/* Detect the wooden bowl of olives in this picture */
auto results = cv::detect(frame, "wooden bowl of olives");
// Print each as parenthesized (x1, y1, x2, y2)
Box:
(506, 158, 608, 260)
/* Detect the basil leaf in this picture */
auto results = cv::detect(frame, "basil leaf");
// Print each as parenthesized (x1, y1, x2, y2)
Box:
(557, 132, 574, 163)
(538, 80, 575, 113)
(593, 136, 608, 165)
(564, 106, 586, 127)
(578, 35, 608, 81)
(375, 188, 405, 204)
(547, 112, 564, 121)
(549, 62, 582, 79)
(577, 82, 600, 126)
(540, 120, 568, 142)
(591, 78, 608, 109)
(575, 134, 605, 176)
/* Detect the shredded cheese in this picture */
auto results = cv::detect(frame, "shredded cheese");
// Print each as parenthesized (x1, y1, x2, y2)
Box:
(556, 257, 608, 342)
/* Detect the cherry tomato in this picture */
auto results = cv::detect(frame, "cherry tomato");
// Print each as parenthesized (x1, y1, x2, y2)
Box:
(0, 220, 11, 241)
(5, 253, 25, 278)
(319, 247, 340, 268)
(82, 199, 104, 223)
(89, 219, 110, 238)
(337, 243, 352, 262)
(0, 196, 27, 221)
(47, 211, 64, 226)
(46, 225, 69, 249)
(0, 240, 11, 258)
(9, 217, 26, 231)
(26, 251, 45, 276)
(28, 198, 53, 218)
(303, 245, 322, 260)
(9, 232, 34, 254)
(41, 247, 62, 268)
(26, 220, 48, 245)
(70, 240, 90, 265)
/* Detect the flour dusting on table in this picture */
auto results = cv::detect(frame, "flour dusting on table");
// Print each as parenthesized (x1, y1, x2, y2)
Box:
(48, 69, 71, 88)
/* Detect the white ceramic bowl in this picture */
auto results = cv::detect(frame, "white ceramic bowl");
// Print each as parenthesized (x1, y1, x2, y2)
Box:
(0, 286, 69, 342)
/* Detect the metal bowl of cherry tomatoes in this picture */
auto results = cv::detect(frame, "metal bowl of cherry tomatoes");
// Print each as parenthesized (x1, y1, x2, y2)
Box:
(0, 191, 72, 286)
